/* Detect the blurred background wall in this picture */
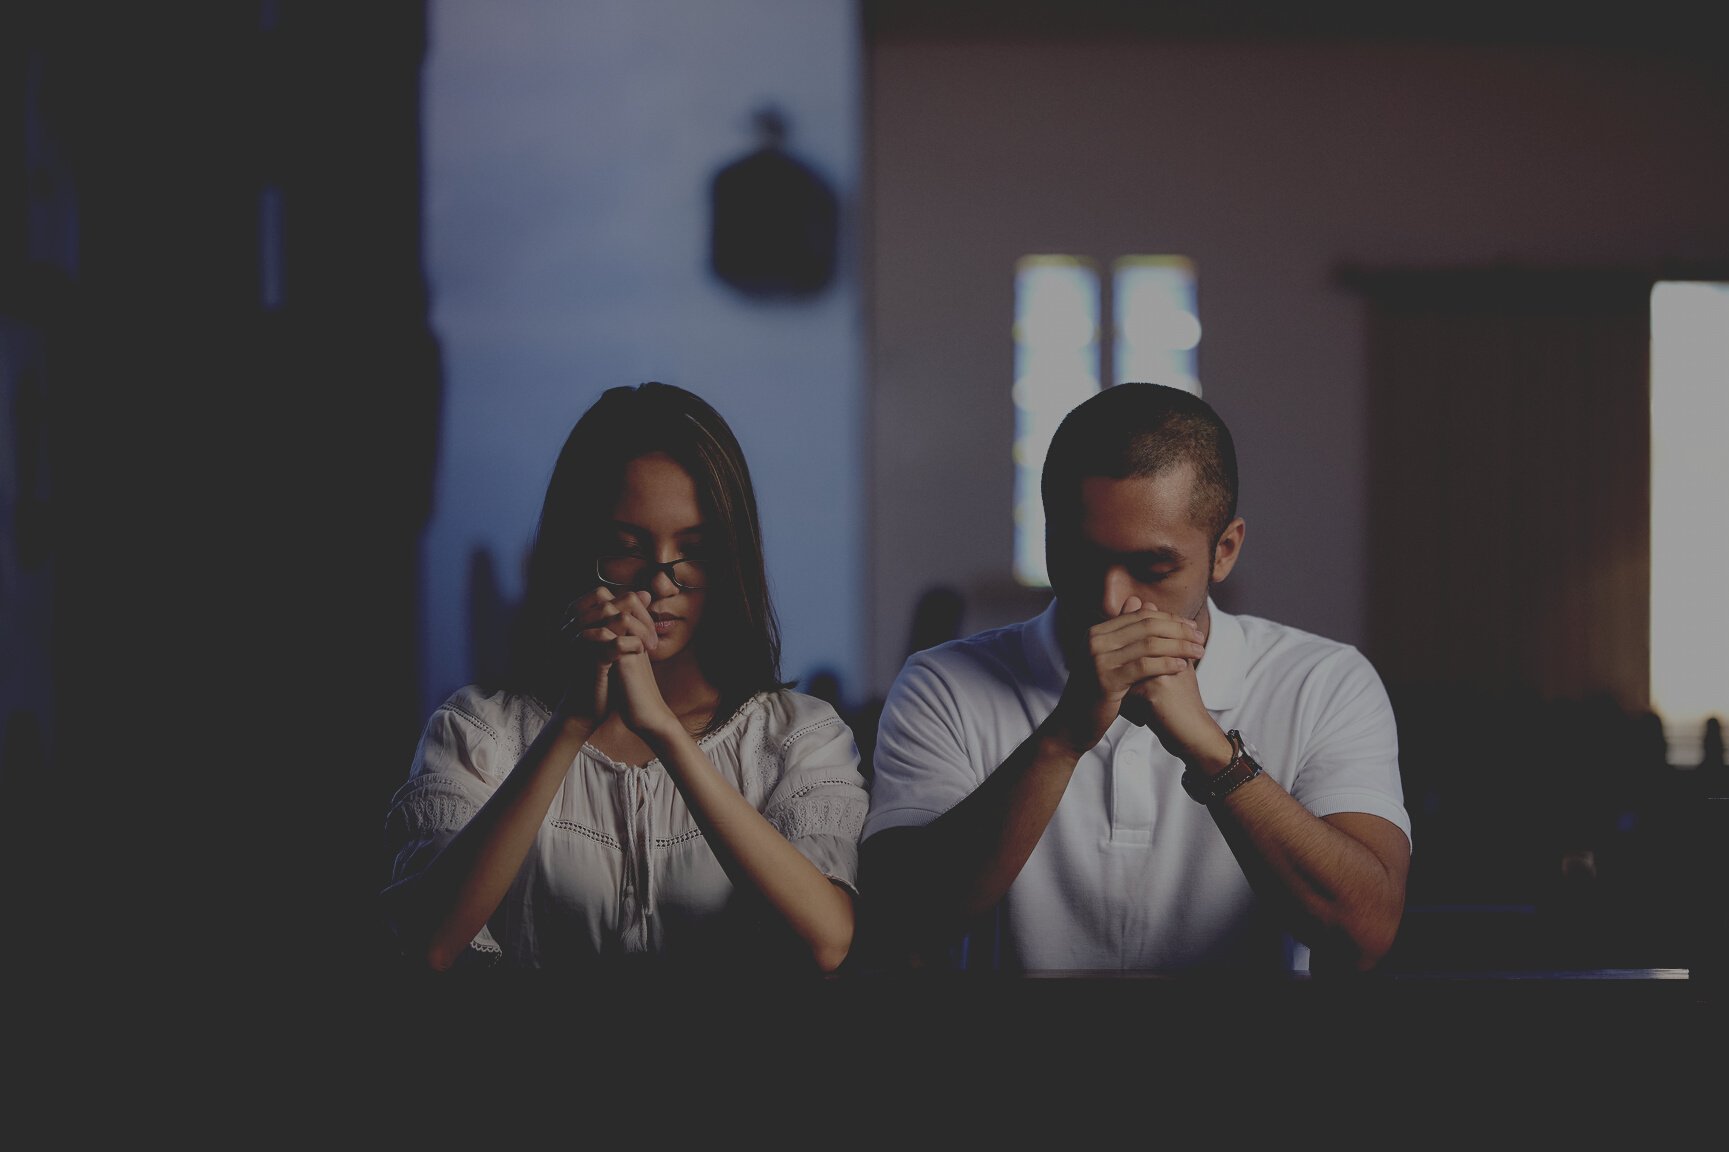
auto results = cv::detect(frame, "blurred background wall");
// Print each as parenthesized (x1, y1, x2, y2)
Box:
(3, 0, 1726, 984)
(419, 0, 864, 721)
(865, 6, 1729, 699)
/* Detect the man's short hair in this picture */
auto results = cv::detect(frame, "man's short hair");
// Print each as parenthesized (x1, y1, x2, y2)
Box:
(1041, 381, 1239, 543)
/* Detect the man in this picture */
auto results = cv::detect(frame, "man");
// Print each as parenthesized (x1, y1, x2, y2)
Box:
(860, 382, 1410, 974)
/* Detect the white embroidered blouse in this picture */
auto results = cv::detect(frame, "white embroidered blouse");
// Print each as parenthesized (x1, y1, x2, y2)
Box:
(382, 684, 869, 969)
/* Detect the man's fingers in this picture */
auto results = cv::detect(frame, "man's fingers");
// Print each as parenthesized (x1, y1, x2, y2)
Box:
(1128, 655, 1195, 680)
(1092, 627, 1206, 665)
(1092, 608, 1203, 645)
(1099, 656, 1193, 694)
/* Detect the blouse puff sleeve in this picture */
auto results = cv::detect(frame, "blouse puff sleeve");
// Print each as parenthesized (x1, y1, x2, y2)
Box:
(754, 693, 871, 897)
(379, 688, 520, 962)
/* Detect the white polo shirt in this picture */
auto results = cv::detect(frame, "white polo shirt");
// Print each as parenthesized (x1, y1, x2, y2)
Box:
(864, 599, 1412, 973)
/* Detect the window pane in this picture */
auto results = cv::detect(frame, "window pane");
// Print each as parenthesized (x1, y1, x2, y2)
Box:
(1014, 256, 1100, 587)
(1113, 255, 1199, 393)
(1650, 280, 1729, 763)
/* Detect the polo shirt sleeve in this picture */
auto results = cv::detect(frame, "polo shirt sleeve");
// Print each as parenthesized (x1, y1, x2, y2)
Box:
(1286, 648, 1414, 846)
(863, 651, 986, 840)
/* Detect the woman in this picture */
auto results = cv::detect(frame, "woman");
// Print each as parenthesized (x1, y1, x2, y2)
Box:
(382, 382, 866, 974)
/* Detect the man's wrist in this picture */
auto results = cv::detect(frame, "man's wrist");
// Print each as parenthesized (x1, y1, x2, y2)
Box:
(1182, 727, 1237, 779)
(1181, 729, 1263, 804)
(1035, 711, 1099, 762)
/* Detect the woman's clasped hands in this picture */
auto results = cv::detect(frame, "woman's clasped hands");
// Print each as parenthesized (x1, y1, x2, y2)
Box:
(558, 585, 675, 734)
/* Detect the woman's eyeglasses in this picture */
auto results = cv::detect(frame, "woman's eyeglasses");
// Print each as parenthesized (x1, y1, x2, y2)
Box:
(596, 555, 707, 591)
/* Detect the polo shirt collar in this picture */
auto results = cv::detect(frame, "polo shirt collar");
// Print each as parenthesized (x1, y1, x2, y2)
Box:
(1196, 600, 1245, 712)
(1030, 596, 1247, 713)
(1027, 599, 1067, 692)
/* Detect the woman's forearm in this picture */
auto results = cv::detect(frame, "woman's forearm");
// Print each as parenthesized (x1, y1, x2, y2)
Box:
(389, 711, 594, 971)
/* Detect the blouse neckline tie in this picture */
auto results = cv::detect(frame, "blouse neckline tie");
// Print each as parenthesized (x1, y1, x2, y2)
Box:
(621, 765, 657, 950)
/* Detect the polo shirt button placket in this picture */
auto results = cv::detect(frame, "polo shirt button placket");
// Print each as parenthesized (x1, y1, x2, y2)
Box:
(1111, 737, 1155, 836)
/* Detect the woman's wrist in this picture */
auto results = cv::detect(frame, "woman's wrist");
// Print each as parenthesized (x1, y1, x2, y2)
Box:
(551, 710, 598, 742)
(548, 691, 599, 732)
(638, 715, 691, 754)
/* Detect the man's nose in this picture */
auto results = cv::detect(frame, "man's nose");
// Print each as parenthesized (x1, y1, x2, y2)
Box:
(1099, 566, 1133, 619)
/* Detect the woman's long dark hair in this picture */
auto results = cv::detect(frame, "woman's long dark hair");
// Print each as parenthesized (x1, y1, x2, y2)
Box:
(508, 381, 784, 732)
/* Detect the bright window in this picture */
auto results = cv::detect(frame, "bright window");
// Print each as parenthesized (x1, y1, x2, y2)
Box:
(1649, 280, 1729, 762)
(1013, 256, 1100, 586)
(1013, 254, 1199, 586)
(1112, 255, 1200, 390)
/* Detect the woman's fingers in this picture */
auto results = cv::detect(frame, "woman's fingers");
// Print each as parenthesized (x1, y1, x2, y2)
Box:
(610, 589, 659, 651)
(568, 588, 658, 651)
(577, 626, 654, 660)
(611, 647, 679, 734)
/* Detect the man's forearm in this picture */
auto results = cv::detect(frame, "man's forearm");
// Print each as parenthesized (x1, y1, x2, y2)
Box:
(1206, 779, 1409, 972)
(865, 722, 1085, 941)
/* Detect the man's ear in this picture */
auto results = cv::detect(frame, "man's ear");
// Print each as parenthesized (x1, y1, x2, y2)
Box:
(1211, 517, 1245, 584)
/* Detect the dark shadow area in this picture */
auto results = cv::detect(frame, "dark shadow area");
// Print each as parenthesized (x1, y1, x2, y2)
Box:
(1382, 682, 1724, 976)
(839, 582, 967, 787)
(3, 2, 439, 992)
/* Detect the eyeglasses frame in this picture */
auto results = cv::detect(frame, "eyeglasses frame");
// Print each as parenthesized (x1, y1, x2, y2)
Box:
(594, 554, 707, 592)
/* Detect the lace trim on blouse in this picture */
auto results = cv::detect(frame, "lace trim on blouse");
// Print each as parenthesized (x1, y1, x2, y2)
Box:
(765, 785, 868, 844)
(387, 775, 483, 841)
